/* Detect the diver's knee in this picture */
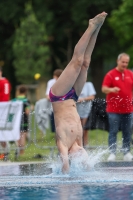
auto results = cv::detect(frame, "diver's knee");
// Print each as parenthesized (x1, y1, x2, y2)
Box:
(83, 59, 91, 69)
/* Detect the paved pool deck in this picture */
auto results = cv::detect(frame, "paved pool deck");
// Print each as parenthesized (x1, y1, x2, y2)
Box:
(0, 161, 46, 166)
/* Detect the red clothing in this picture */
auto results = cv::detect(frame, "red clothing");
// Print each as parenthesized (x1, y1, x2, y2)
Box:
(0, 78, 11, 101)
(102, 68, 133, 113)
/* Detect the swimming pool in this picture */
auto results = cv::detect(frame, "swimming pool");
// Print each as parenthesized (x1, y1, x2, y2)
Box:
(0, 162, 133, 200)
(1, 184, 133, 200)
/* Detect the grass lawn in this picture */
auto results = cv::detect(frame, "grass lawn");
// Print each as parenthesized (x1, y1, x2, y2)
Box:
(8, 126, 132, 162)
(9, 128, 57, 162)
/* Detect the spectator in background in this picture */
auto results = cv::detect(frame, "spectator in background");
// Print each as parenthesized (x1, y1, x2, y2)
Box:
(76, 81, 96, 146)
(45, 69, 63, 132)
(0, 67, 11, 101)
(131, 85, 133, 145)
(12, 85, 30, 159)
(0, 66, 11, 161)
(102, 53, 133, 162)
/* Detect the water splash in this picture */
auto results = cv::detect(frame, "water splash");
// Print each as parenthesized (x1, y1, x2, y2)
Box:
(47, 148, 108, 176)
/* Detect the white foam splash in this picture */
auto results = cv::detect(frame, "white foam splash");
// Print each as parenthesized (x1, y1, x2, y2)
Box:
(47, 148, 108, 176)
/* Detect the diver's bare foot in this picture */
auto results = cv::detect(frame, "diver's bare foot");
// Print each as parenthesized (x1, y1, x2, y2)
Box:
(89, 12, 107, 28)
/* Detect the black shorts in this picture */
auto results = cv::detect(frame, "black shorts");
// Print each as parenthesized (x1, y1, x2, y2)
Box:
(20, 124, 29, 132)
(84, 117, 90, 130)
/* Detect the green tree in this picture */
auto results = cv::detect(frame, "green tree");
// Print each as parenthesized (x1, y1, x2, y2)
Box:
(13, 4, 51, 84)
(32, 0, 122, 96)
(109, 0, 133, 68)
(0, 0, 123, 97)
(0, 0, 27, 96)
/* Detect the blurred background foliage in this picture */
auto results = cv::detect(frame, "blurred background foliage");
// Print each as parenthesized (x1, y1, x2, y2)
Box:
(13, 3, 51, 84)
(0, 0, 133, 97)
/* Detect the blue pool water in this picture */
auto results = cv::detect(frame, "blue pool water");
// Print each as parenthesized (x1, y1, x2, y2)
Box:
(0, 162, 133, 200)
(0, 150, 133, 200)
(1, 184, 133, 200)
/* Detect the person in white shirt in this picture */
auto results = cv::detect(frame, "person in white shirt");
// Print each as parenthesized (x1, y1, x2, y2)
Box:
(45, 69, 63, 132)
(77, 81, 96, 146)
(46, 79, 56, 98)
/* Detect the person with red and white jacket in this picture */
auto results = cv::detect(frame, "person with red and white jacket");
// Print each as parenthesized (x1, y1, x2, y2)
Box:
(102, 53, 133, 162)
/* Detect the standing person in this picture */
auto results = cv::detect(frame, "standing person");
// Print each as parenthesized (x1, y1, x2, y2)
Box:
(12, 85, 30, 159)
(102, 53, 133, 162)
(45, 69, 63, 132)
(49, 12, 107, 173)
(46, 69, 63, 99)
(0, 66, 11, 161)
(0, 66, 11, 101)
(76, 81, 96, 146)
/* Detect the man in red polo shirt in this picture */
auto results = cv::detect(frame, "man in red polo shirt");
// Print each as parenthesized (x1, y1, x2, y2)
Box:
(0, 66, 11, 161)
(102, 53, 133, 161)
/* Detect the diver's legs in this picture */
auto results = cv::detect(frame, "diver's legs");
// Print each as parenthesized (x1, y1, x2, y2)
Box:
(52, 12, 107, 96)
(74, 20, 106, 95)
